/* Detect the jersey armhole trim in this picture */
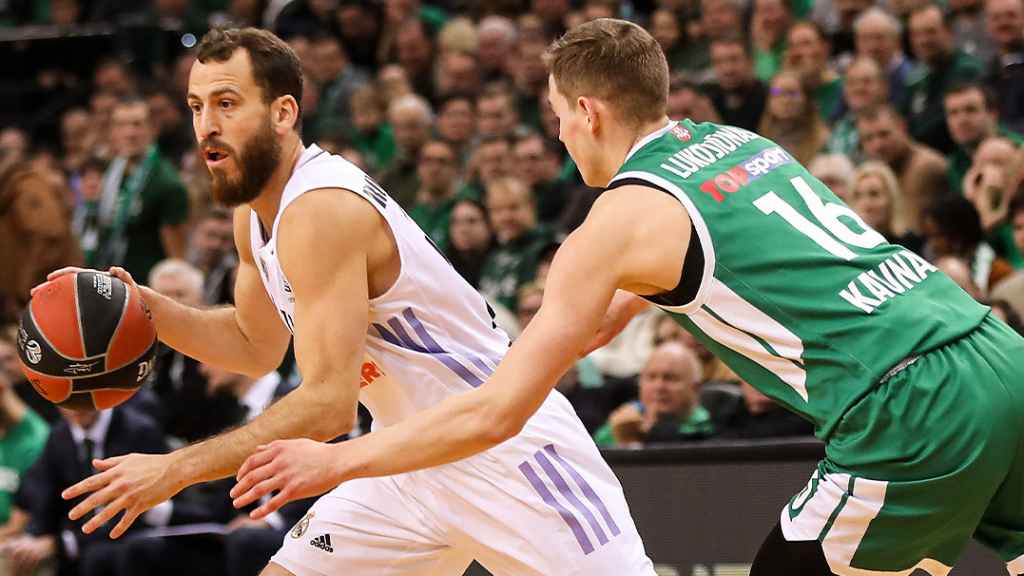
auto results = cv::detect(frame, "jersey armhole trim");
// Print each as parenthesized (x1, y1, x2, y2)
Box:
(608, 170, 716, 315)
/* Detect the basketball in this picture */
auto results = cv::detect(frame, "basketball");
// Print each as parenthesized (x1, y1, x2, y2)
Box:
(15, 271, 158, 411)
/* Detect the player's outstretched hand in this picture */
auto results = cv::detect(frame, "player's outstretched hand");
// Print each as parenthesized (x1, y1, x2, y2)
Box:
(34, 266, 139, 296)
(62, 452, 184, 539)
(232, 439, 344, 519)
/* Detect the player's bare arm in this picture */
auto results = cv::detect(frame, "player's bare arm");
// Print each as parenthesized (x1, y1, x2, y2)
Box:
(60, 189, 383, 538)
(232, 184, 692, 516)
(43, 208, 290, 377)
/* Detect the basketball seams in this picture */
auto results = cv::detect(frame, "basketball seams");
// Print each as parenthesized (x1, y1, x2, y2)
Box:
(72, 275, 89, 363)
(103, 286, 132, 372)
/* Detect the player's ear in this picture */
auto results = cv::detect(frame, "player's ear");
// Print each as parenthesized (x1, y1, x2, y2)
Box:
(272, 95, 300, 133)
(578, 96, 599, 136)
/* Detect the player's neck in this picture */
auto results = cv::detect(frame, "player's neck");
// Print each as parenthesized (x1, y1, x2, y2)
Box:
(599, 116, 672, 185)
(249, 135, 306, 233)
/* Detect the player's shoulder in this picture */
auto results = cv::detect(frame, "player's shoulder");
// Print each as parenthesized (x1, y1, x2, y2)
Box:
(279, 187, 383, 242)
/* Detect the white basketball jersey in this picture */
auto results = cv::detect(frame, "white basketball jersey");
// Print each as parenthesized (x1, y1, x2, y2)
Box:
(250, 145, 513, 427)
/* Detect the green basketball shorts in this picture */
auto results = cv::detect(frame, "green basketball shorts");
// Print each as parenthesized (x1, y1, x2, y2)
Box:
(781, 313, 1024, 575)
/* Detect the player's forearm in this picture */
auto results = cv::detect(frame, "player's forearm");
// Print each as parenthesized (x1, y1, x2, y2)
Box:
(175, 385, 356, 484)
(139, 286, 281, 376)
(338, 315, 587, 481)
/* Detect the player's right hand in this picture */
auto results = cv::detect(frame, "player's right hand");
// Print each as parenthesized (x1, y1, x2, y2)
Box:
(34, 266, 139, 296)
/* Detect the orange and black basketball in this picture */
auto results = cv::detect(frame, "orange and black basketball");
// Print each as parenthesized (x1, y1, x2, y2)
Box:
(16, 271, 157, 411)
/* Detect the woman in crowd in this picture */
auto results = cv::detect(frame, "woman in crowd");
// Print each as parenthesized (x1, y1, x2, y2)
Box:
(758, 70, 830, 165)
(848, 161, 923, 253)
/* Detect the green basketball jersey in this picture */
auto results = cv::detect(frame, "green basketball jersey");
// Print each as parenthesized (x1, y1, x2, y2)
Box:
(609, 120, 988, 438)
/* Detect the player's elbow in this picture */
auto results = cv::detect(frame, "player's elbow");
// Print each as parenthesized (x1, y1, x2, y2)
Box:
(480, 403, 528, 447)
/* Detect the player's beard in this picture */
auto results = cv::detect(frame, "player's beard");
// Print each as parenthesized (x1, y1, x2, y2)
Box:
(208, 117, 281, 208)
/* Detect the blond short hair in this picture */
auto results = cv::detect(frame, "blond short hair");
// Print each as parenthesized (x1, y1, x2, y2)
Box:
(543, 18, 669, 127)
(852, 161, 906, 235)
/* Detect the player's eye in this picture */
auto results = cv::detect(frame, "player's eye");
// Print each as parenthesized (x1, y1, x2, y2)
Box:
(219, 99, 234, 110)
(189, 103, 201, 114)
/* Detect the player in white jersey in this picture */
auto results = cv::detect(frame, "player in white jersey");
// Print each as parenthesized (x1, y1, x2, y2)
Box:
(51, 27, 655, 576)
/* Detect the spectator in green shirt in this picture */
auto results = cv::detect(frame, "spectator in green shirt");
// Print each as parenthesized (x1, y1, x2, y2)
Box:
(347, 84, 397, 173)
(943, 82, 1024, 194)
(594, 341, 713, 447)
(85, 98, 189, 284)
(827, 56, 889, 161)
(751, 0, 793, 81)
(962, 136, 1024, 268)
(409, 140, 460, 249)
(379, 94, 433, 210)
(478, 177, 554, 312)
(905, 4, 984, 153)
(784, 20, 844, 121)
(0, 337, 48, 533)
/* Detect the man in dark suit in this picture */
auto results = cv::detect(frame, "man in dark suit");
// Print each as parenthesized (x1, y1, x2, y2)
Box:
(4, 406, 168, 576)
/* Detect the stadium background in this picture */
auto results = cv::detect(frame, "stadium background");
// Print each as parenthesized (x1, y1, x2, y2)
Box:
(0, 0, 1023, 574)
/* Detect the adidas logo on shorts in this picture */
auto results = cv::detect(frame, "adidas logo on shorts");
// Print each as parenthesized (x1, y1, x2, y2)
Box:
(310, 534, 334, 553)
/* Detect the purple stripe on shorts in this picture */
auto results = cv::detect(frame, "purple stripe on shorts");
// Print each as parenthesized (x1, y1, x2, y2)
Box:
(535, 451, 609, 546)
(544, 444, 621, 537)
(402, 309, 484, 387)
(519, 461, 594, 555)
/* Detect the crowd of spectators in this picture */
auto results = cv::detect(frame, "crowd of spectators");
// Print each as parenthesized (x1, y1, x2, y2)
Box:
(1, 0, 1024, 573)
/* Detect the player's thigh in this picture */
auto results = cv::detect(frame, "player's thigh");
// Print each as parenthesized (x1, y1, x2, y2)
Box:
(270, 476, 473, 576)
(426, 441, 655, 576)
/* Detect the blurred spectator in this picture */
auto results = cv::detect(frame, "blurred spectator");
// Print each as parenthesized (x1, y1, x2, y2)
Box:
(808, 153, 855, 201)
(944, 82, 1024, 194)
(377, 64, 415, 106)
(410, 140, 460, 248)
(188, 207, 237, 305)
(0, 164, 83, 324)
(392, 18, 437, 99)
(652, 9, 706, 77)
(984, 0, 1024, 133)
(784, 20, 844, 121)
(445, 198, 495, 288)
(61, 107, 97, 182)
(335, 2, 383, 71)
(854, 7, 915, 109)
(922, 196, 1014, 294)
(80, 98, 189, 283)
(434, 50, 481, 100)
(713, 380, 815, 439)
(147, 259, 247, 444)
(0, 328, 60, 426)
(273, 0, 339, 40)
(594, 342, 712, 447)
(437, 16, 478, 55)
(92, 58, 136, 100)
(0, 341, 48, 538)
(459, 135, 513, 201)
(310, 35, 370, 141)
(348, 83, 396, 172)
(810, 0, 872, 60)
(437, 94, 477, 162)
(905, 4, 983, 153)
(990, 196, 1024, 314)
(849, 161, 923, 252)
(950, 0, 997, 63)
(379, 94, 433, 209)
(759, 71, 830, 165)
(827, 56, 888, 161)
(705, 36, 768, 131)
(145, 88, 193, 167)
(476, 82, 521, 139)
(0, 128, 28, 170)
(479, 177, 554, 312)
(477, 15, 518, 81)
(514, 131, 568, 228)
(700, 0, 745, 46)
(666, 75, 720, 123)
(962, 136, 1024, 267)
(750, 0, 793, 82)
(10, 406, 167, 576)
(857, 104, 949, 234)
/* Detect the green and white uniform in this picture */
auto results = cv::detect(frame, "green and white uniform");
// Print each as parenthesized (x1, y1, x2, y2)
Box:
(608, 120, 1024, 575)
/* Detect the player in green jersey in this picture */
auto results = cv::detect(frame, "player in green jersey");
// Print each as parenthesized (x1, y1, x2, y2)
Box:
(231, 18, 1024, 575)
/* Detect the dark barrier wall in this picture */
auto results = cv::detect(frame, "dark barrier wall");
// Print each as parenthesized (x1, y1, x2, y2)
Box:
(605, 439, 1006, 575)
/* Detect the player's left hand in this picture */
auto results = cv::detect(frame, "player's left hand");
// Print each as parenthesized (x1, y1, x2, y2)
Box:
(62, 452, 184, 539)
(231, 438, 344, 519)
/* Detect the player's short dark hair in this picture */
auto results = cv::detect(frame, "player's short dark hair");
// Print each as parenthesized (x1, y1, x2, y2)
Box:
(943, 81, 998, 111)
(196, 27, 304, 125)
